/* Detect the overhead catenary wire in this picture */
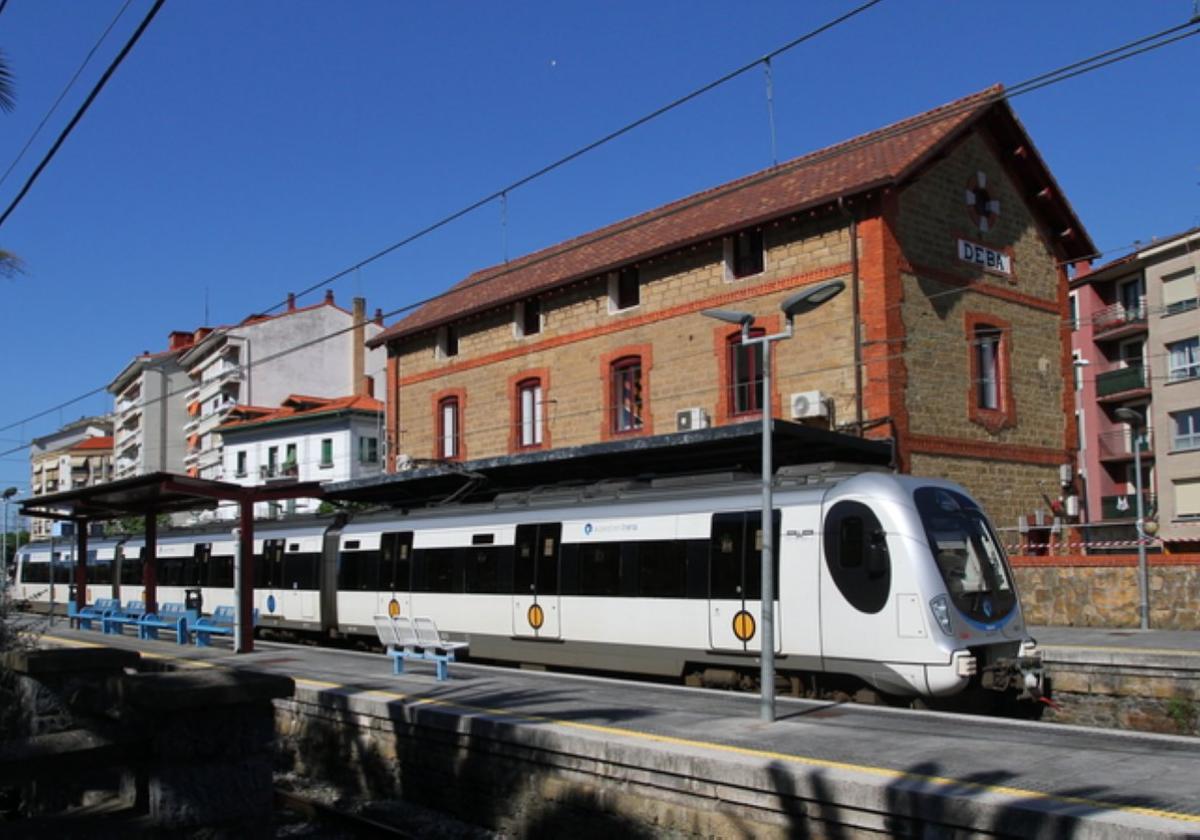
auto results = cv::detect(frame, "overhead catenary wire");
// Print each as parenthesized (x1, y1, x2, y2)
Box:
(0, 0, 136, 192)
(2, 13, 1198, 455)
(0, 0, 165, 230)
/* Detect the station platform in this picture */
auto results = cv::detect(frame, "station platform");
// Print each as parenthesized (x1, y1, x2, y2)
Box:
(33, 620, 1200, 838)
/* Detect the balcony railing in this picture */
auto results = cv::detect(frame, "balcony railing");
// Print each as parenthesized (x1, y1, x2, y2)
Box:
(1096, 428, 1153, 459)
(1096, 365, 1148, 397)
(1101, 492, 1157, 520)
(1093, 300, 1146, 333)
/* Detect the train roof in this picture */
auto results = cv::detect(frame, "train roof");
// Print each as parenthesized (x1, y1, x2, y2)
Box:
(326, 420, 892, 510)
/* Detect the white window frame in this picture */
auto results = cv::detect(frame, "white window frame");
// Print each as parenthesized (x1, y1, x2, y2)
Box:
(1167, 337, 1200, 383)
(1172, 408, 1200, 452)
(518, 381, 543, 447)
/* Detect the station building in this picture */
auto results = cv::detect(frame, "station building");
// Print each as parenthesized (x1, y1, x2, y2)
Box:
(370, 85, 1094, 527)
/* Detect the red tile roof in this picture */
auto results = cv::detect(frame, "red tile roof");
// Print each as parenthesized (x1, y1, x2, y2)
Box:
(217, 394, 383, 433)
(72, 436, 113, 451)
(373, 85, 1009, 345)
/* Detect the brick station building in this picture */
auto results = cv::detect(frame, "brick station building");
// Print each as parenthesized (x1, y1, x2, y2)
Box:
(369, 85, 1094, 527)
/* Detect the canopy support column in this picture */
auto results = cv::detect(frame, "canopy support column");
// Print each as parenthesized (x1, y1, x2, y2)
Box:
(144, 510, 158, 616)
(74, 520, 88, 612)
(237, 499, 255, 654)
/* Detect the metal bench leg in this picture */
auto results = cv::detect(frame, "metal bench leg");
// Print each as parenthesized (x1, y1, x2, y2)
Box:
(393, 653, 405, 676)
(435, 658, 448, 681)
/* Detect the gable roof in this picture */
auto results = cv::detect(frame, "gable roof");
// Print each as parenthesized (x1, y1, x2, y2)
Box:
(216, 394, 383, 434)
(372, 84, 1092, 347)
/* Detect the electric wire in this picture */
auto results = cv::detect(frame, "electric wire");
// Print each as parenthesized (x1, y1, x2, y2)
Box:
(2, 13, 1198, 458)
(0, 0, 165, 229)
(0, 0, 135, 192)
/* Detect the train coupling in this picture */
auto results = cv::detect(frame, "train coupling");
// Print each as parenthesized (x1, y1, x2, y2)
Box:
(980, 639, 1045, 700)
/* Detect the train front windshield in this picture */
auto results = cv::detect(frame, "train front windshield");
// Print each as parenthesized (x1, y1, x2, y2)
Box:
(914, 487, 1016, 624)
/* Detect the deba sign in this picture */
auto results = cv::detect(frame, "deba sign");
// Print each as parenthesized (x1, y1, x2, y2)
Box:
(957, 238, 1012, 276)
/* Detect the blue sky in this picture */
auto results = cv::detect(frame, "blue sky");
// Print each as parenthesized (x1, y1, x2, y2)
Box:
(0, 0, 1197, 494)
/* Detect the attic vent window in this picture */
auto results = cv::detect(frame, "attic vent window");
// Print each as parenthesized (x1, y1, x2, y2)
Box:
(728, 229, 764, 280)
(516, 298, 542, 338)
(438, 324, 459, 359)
(609, 267, 640, 312)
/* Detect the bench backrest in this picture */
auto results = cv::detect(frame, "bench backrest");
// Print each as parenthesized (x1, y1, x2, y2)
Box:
(212, 605, 236, 624)
(373, 614, 400, 648)
(126, 600, 145, 613)
(159, 603, 186, 617)
(412, 616, 443, 648)
(96, 598, 118, 612)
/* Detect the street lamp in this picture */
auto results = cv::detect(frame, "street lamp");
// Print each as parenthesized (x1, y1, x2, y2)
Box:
(703, 279, 846, 722)
(1, 487, 16, 586)
(1114, 407, 1150, 629)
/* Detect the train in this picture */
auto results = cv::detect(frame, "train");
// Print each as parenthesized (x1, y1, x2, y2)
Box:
(9, 466, 1045, 710)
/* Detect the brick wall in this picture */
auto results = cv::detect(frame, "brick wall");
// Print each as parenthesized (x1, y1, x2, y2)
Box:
(392, 215, 856, 461)
(894, 129, 1070, 523)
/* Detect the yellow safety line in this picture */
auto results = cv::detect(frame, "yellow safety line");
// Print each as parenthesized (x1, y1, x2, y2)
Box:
(42, 634, 215, 668)
(37, 635, 1200, 826)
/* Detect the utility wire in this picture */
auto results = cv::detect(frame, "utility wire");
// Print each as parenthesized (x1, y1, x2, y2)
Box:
(0, 0, 136, 192)
(0, 0, 166, 229)
(1, 13, 1197, 451)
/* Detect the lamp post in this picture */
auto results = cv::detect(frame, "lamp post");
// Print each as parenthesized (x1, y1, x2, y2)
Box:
(1114, 407, 1150, 629)
(1, 487, 16, 587)
(703, 279, 845, 722)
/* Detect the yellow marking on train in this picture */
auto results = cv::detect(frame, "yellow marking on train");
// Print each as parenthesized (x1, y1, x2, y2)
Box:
(731, 610, 756, 642)
(527, 603, 545, 631)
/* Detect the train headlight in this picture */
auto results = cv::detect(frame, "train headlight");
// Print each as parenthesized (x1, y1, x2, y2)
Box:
(930, 594, 953, 636)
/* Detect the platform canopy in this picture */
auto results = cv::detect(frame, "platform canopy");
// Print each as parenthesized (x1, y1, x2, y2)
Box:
(325, 420, 893, 509)
(18, 471, 326, 655)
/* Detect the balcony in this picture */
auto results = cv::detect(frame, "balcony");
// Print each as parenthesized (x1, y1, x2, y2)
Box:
(1101, 492, 1157, 520)
(1096, 428, 1153, 461)
(1092, 301, 1147, 341)
(1096, 365, 1149, 399)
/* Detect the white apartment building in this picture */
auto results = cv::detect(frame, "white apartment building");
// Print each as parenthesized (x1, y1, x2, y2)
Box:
(29, 416, 112, 540)
(108, 332, 197, 480)
(179, 292, 384, 481)
(215, 394, 384, 519)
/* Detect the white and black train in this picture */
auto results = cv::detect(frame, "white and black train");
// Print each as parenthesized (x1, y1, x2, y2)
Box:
(12, 468, 1045, 710)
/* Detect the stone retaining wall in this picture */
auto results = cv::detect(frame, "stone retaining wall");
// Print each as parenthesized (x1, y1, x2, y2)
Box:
(1012, 554, 1200, 629)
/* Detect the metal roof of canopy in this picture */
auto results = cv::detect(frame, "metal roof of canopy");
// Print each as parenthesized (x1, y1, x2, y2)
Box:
(17, 471, 327, 521)
(324, 421, 893, 508)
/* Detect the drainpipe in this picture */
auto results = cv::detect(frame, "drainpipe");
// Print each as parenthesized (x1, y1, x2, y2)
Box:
(838, 197, 864, 431)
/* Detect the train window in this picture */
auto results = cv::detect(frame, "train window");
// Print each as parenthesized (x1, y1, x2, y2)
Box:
(192, 544, 212, 587)
(22, 560, 48, 583)
(464, 546, 512, 594)
(471, 533, 494, 546)
(289, 543, 301, 552)
(686, 540, 709, 599)
(344, 540, 361, 550)
(578, 543, 621, 596)
(514, 523, 560, 596)
(283, 552, 320, 590)
(823, 500, 891, 614)
(379, 533, 413, 591)
(121, 552, 143, 585)
(634, 541, 688, 598)
(417, 547, 461, 593)
(337, 548, 380, 591)
(209, 554, 234, 588)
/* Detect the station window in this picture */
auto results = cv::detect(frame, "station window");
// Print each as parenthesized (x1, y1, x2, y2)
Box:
(516, 378, 543, 448)
(516, 298, 542, 338)
(610, 267, 640, 311)
(727, 329, 765, 416)
(728, 229, 764, 280)
(610, 356, 644, 434)
(438, 324, 459, 359)
(438, 396, 461, 459)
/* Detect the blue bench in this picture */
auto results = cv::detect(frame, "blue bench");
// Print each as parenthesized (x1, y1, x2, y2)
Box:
(191, 605, 259, 646)
(374, 614, 468, 681)
(68, 597, 120, 631)
(101, 600, 146, 635)
(136, 603, 190, 645)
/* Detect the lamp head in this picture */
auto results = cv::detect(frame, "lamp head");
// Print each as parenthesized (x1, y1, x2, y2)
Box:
(1, 487, 16, 500)
(1114, 407, 1144, 428)
(781, 279, 845, 322)
(701, 308, 755, 328)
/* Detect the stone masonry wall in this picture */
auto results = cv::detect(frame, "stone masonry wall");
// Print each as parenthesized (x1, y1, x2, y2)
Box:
(909, 453, 1061, 538)
(394, 214, 856, 461)
(1012, 557, 1200, 630)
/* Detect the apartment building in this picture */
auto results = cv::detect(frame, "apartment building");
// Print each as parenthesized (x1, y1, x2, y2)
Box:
(28, 416, 112, 540)
(107, 332, 196, 480)
(215, 393, 384, 519)
(1071, 226, 1200, 549)
(179, 292, 384, 481)
(372, 85, 1094, 527)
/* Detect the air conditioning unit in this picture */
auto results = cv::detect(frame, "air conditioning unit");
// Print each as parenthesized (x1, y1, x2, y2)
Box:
(790, 390, 829, 420)
(676, 407, 710, 432)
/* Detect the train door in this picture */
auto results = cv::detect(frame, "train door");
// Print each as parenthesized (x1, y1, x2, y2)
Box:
(258, 538, 286, 620)
(376, 531, 413, 618)
(512, 522, 561, 639)
(708, 510, 781, 653)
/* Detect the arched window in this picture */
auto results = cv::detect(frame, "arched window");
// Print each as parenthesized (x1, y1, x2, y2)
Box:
(437, 396, 461, 459)
(727, 328, 765, 416)
(516, 378, 543, 448)
(611, 356, 643, 433)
